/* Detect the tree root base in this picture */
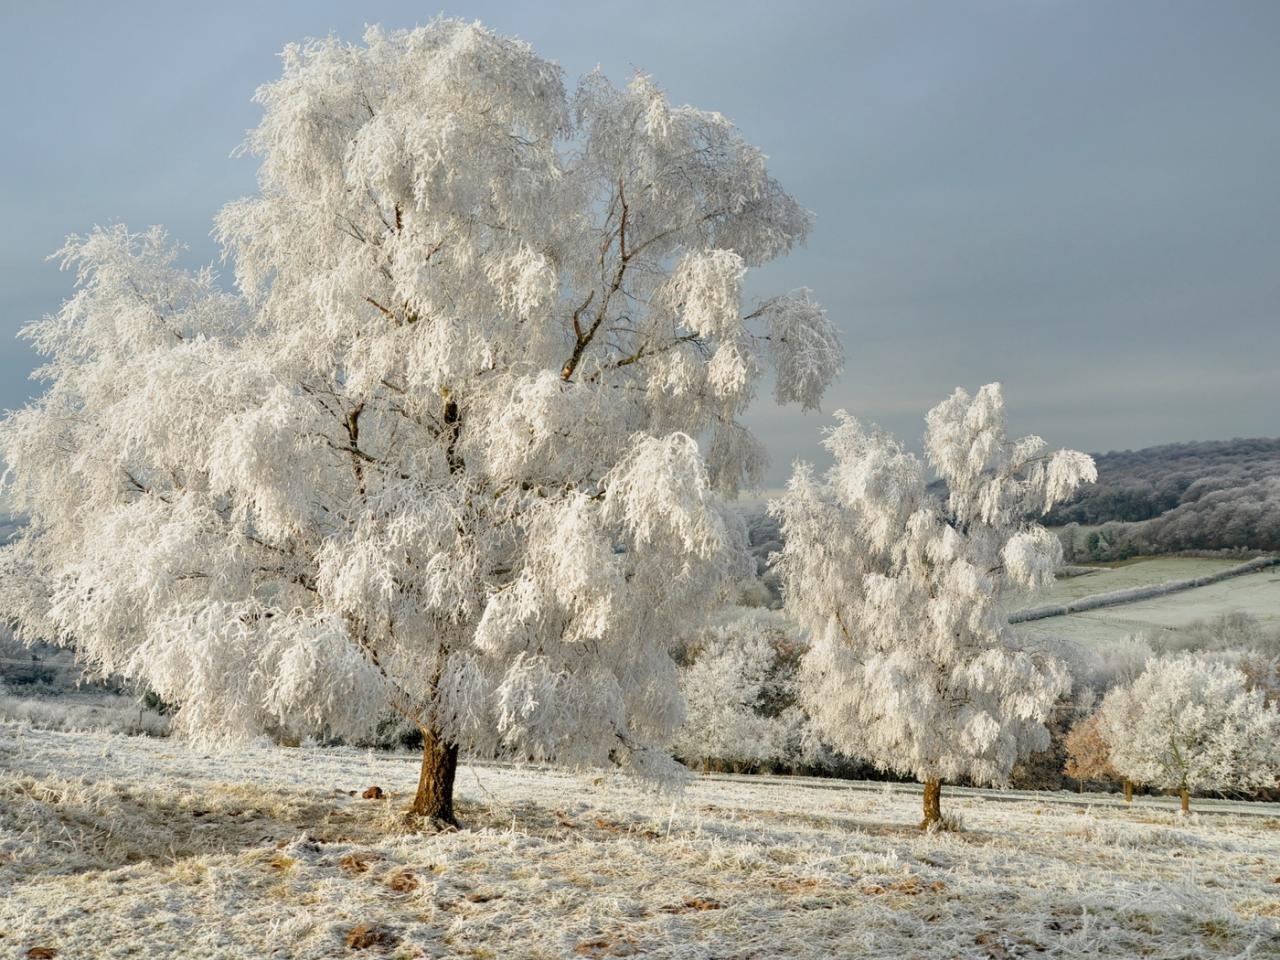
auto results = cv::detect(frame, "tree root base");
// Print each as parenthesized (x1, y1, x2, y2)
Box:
(919, 815, 964, 833)
(402, 810, 462, 833)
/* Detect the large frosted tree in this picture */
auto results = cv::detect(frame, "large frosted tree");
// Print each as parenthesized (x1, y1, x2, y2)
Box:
(771, 384, 1095, 827)
(0, 21, 841, 825)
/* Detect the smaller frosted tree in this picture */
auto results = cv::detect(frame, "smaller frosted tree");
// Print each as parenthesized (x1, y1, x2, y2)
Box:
(772, 383, 1096, 827)
(1099, 654, 1280, 813)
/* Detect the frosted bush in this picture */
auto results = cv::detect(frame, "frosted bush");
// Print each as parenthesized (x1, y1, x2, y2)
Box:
(1100, 653, 1280, 811)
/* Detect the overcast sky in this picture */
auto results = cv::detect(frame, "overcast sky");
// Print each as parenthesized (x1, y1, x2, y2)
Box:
(1, 1, 1277, 483)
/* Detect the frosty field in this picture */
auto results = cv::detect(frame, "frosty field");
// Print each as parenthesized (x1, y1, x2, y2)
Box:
(1028, 557, 1245, 605)
(3, 724, 1277, 959)
(1019, 559, 1280, 648)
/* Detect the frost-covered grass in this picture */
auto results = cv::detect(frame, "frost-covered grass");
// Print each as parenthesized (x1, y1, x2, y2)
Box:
(1088, 567, 1280, 629)
(2, 724, 1277, 959)
(0, 691, 169, 738)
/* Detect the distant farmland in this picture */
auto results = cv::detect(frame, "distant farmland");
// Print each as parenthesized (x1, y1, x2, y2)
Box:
(1017, 556, 1280, 647)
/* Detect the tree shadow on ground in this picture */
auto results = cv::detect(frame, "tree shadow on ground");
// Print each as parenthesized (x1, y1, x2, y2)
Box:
(0, 775, 411, 878)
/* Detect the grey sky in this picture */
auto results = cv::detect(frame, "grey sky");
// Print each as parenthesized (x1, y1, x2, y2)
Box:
(1, 1, 1277, 482)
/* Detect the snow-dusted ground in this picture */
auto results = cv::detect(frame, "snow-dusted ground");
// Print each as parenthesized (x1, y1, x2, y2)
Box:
(2, 724, 1277, 959)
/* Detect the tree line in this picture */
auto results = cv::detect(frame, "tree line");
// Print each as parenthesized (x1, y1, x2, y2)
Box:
(1046, 439, 1280, 559)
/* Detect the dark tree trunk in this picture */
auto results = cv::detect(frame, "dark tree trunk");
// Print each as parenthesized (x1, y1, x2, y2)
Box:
(1124, 778, 1134, 804)
(411, 724, 459, 826)
(921, 778, 943, 829)
(1180, 788, 1190, 814)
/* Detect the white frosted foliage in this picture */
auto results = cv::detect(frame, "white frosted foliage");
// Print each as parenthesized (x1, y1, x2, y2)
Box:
(772, 383, 1096, 788)
(673, 609, 800, 770)
(0, 20, 841, 783)
(1100, 654, 1280, 798)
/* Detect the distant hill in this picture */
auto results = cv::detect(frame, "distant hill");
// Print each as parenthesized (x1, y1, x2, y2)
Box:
(1046, 438, 1280, 524)
(1048, 438, 1280, 559)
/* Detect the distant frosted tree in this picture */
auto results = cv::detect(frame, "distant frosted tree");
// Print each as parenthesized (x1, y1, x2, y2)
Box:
(0, 21, 840, 825)
(1099, 654, 1280, 813)
(673, 609, 799, 772)
(1089, 636, 1156, 692)
(772, 384, 1096, 827)
(1057, 522, 1083, 563)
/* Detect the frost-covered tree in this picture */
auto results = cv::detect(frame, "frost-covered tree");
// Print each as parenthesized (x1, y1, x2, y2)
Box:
(0, 21, 841, 825)
(673, 608, 800, 772)
(771, 384, 1096, 827)
(1099, 654, 1280, 813)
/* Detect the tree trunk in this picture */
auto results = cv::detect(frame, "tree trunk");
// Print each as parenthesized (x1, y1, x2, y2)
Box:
(1180, 788, 1190, 814)
(1123, 778, 1133, 804)
(921, 778, 943, 829)
(411, 724, 459, 826)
